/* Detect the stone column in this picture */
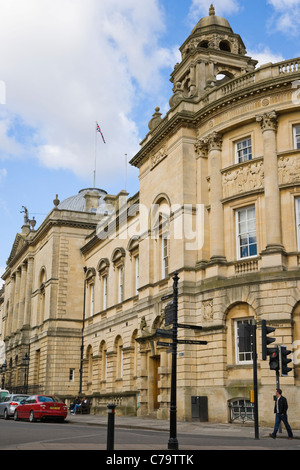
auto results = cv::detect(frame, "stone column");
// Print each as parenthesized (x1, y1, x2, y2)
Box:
(17, 263, 27, 330)
(256, 111, 285, 268)
(12, 269, 21, 333)
(7, 275, 16, 336)
(207, 132, 226, 264)
(24, 256, 34, 326)
(194, 138, 210, 265)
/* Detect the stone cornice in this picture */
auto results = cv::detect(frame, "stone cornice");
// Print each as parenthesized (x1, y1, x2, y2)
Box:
(4, 211, 99, 272)
(130, 64, 300, 168)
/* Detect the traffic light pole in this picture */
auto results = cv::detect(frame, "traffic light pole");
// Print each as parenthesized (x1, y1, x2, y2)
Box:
(252, 321, 259, 440)
(168, 272, 179, 450)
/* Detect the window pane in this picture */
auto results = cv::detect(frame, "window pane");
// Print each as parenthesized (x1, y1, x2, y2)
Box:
(237, 320, 253, 363)
(236, 138, 252, 163)
(237, 206, 257, 259)
(294, 125, 300, 149)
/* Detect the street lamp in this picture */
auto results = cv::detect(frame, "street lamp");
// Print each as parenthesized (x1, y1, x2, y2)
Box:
(22, 353, 30, 394)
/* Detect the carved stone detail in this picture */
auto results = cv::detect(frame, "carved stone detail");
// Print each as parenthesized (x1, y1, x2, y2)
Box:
(201, 299, 214, 322)
(207, 131, 223, 151)
(256, 111, 278, 132)
(151, 146, 168, 170)
(278, 154, 300, 185)
(222, 159, 264, 198)
(194, 138, 208, 158)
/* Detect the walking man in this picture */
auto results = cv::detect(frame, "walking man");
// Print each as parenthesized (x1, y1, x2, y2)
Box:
(270, 389, 293, 439)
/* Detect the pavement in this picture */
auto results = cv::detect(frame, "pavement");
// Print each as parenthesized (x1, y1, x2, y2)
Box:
(67, 411, 300, 441)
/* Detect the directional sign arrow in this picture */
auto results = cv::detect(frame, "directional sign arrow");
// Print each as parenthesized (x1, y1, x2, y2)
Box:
(177, 340, 208, 345)
(157, 341, 173, 348)
(155, 328, 173, 338)
(177, 323, 203, 331)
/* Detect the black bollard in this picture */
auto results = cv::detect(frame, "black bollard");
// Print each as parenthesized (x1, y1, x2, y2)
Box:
(107, 403, 117, 450)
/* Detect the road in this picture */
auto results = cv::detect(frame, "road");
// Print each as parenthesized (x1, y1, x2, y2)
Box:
(0, 418, 299, 453)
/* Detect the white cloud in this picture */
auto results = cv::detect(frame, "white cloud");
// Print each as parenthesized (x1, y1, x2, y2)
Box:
(267, 0, 300, 36)
(249, 46, 285, 67)
(0, 0, 176, 188)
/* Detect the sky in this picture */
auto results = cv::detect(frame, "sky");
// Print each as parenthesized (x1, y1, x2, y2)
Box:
(0, 0, 300, 284)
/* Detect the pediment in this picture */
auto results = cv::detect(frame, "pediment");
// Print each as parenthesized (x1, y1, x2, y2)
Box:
(7, 233, 28, 265)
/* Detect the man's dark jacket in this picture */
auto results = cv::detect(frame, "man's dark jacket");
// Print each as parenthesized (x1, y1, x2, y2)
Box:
(274, 396, 288, 415)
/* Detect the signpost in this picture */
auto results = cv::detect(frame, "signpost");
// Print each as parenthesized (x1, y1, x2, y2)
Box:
(156, 272, 207, 450)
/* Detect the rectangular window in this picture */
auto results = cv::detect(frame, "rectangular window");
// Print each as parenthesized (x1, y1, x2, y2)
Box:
(293, 125, 300, 149)
(135, 255, 139, 295)
(236, 206, 257, 259)
(235, 319, 253, 364)
(90, 284, 94, 317)
(235, 137, 252, 163)
(103, 275, 107, 310)
(162, 234, 169, 278)
(118, 267, 124, 303)
(69, 369, 75, 381)
(296, 198, 300, 251)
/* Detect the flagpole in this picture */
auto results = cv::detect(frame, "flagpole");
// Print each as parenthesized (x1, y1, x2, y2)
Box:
(125, 153, 127, 192)
(94, 121, 97, 188)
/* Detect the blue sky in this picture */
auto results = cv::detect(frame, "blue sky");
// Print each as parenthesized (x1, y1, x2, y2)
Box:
(1, 0, 300, 282)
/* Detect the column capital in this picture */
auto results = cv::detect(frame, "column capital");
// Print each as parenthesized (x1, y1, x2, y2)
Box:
(194, 138, 208, 158)
(256, 111, 278, 132)
(207, 131, 223, 151)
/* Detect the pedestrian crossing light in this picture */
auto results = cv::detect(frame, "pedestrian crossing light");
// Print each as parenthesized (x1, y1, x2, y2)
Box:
(269, 346, 280, 371)
(261, 319, 276, 361)
(280, 345, 293, 377)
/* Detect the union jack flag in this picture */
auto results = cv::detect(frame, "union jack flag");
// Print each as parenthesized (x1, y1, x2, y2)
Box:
(96, 122, 106, 143)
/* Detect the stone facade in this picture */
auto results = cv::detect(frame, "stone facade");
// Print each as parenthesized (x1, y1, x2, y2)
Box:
(1, 6, 300, 427)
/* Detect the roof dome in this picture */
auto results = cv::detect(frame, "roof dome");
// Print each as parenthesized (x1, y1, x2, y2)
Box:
(57, 188, 107, 212)
(191, 4, 233, 34)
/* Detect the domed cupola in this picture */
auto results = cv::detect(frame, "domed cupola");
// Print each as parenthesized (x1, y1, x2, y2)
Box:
(169, 4, 258, 107)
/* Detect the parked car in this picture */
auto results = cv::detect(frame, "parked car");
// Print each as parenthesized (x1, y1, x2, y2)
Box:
(14, 395, 68, 422)
(0, 390, 9, 400)
(0, 394, 29, 420)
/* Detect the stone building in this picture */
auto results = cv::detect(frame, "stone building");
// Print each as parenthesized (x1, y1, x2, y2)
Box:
(1, 6, 300, 427)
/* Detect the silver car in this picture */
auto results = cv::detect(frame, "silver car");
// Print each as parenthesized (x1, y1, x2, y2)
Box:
(0, 394, 29, 420)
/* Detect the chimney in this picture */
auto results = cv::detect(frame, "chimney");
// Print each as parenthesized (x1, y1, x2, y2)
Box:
(84, 190, 101, 212)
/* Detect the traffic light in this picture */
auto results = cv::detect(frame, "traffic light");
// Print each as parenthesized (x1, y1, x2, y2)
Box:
(261, 319, 276, 360)
(280, 345, 293, 377)
(269, 346, 280, 371)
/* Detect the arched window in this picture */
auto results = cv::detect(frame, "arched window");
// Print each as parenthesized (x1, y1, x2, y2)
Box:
(86, 345, 93, 390)
(97, 259, 110, 311)
(199, 40, 209, 48)
(111, 248, 126, 304)
(219, 40, 231, 52)
(127, 237, 140, 296)
(151, 195, 171, 280)
(99, 340, 107, 387)
(115, 336, 123, 380)
(85, 268, 96, 317)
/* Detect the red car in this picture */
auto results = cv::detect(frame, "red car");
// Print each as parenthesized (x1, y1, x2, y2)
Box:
(14, 395, 68, 422)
